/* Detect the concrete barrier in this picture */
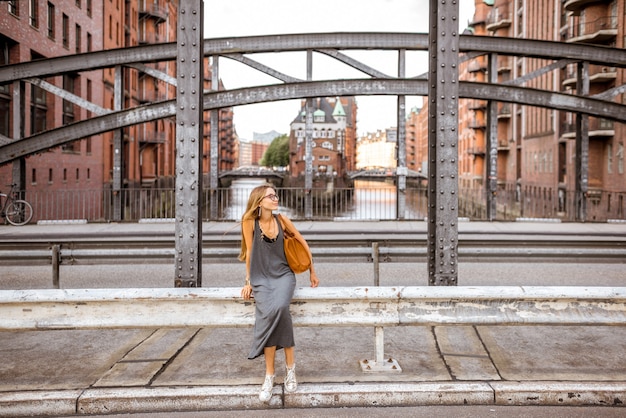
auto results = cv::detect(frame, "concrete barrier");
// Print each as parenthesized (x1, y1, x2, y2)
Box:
(1, 286, 625, 331)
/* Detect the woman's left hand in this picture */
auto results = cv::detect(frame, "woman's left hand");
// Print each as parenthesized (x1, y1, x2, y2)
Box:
(309, 272, 319, 288)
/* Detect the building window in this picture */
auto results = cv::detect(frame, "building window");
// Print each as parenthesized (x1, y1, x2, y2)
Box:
(86, 78, 92, 116)
(63, 168, 67, 182)
(87, 168, 91, 180)
(0, 40, 9, 137)
(62, 74, 80, 153)
(76, 168, 79, 181)
(47, 2, 55, 39)
(30, 84, 47, 134)
(75, 23, 81, 53)
(608, 144, 613, 174)
(8, 1, 19, 16)
(86, 0, 91, 17)
(48, 168, 53, 183)
(62, 13, 69, 48)
(0, 97, 8, 137)
(76, 0, 81, 8)
(32, 168, 37, 184)
(29, 0, 39, 28)
(87, 32, 92, 52)
(618, 143, 624, 175)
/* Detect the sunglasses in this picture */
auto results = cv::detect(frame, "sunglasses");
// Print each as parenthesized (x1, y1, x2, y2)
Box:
(263, 194, 279, 201)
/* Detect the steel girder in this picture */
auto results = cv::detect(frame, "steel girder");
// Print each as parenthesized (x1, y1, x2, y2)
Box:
(1, 79, 624, 166)
(427, 0, 460, 285)
(174, 3, 204, 287)
(2, 34, 626, 83)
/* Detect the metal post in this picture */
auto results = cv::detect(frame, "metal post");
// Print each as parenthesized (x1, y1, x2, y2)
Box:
(112, 65, 124, 222)
(396, 49, 407, 220)
(174, 2, 204, 287)
(575, 61, 589, 222)
(304, 50, 313, 219)
(372, 242, 380, 286)
(359, 324, 401, 373)
(209, 56, 219, 220)
(427, 0, 460, 285)
(11, 81, 26, 194)
(486, 53, 499, 221)
(51, 244, 60, 289)
(375, 326, 385, 364)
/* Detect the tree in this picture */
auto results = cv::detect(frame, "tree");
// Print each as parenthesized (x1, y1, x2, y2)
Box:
(260, 134, 289, 167)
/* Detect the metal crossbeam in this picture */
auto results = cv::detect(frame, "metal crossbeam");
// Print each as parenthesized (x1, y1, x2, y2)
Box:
(0, 287, 624, 331)
(2, 79, 625, 167)
(2, 35, 625, 85)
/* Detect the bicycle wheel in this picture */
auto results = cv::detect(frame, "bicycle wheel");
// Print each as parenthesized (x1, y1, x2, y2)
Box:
(5, 199, 33, 226)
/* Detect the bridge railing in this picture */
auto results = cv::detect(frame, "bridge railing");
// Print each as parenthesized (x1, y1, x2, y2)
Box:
(16, 185, 626, 223)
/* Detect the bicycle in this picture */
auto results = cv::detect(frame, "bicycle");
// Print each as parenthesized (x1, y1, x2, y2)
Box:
(0, 183, 34, 226)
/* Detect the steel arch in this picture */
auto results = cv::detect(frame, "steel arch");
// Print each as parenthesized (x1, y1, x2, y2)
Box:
(1, 78, 625, 165)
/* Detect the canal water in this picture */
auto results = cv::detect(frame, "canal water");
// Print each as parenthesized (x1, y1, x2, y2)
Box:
(226, 178, 428, 221)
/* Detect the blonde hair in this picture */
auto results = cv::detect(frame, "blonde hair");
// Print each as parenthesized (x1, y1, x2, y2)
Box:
(238, 183, 276, 261)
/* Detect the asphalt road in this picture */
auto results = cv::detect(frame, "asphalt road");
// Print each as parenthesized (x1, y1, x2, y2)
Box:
(57, 405, 626, 417)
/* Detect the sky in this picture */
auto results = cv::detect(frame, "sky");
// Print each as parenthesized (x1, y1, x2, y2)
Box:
(203, 0, 476, 141)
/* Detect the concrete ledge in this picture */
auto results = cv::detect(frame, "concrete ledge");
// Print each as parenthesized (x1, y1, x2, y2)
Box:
(77, 386, 283, 415)
(492, 381, 626, 407)
(0, 390, 82, 417)
(2, 382, 624, 416)
(284, 382, 494, 408)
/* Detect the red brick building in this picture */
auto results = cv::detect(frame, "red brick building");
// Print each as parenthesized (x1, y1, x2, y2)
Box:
(1, 0, 235, 221)
(289, 97, 357, 181)
(1, 0, 105, 220)
(404, 100, 428, 175)
(410, 0, 625, 220)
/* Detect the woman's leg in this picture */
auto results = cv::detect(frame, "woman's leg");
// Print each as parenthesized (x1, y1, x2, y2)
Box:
(259, 346, 277, 402)
(283, 346, 297, 392)
(264, 346, 277, 375)
(284, 346, 295, 368)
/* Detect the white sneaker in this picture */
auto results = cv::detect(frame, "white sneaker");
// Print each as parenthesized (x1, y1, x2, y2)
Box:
(259, 374, 274, 402)
(284, 364, 297, 393)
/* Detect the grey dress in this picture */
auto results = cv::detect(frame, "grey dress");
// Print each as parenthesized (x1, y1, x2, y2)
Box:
(247, 215, 296, 360)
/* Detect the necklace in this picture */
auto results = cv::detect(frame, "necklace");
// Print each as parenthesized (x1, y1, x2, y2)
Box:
(259, 217, 277, 242)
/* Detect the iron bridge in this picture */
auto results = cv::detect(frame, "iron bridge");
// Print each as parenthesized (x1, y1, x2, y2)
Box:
(1, 1, 625, 286)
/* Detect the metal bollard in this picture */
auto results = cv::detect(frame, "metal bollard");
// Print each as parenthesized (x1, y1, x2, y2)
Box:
(359, 242, 402, 373)
(51, 244, 60, 289)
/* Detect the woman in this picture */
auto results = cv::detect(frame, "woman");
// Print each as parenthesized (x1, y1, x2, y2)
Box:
(238, 183, 320, 402)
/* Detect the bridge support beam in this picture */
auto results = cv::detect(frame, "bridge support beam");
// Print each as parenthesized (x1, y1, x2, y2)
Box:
(304, 51, 314, 219)
(486, 53, 499, 221)
(10, 81, 26, 196)
(396, 50, 407, 220)
(112, 66, 124, 222)
(174, 1, 204, 287)
(209, 56, 219, 220)
(575, 61, 589, 222)
(427, 0, 460, 285)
